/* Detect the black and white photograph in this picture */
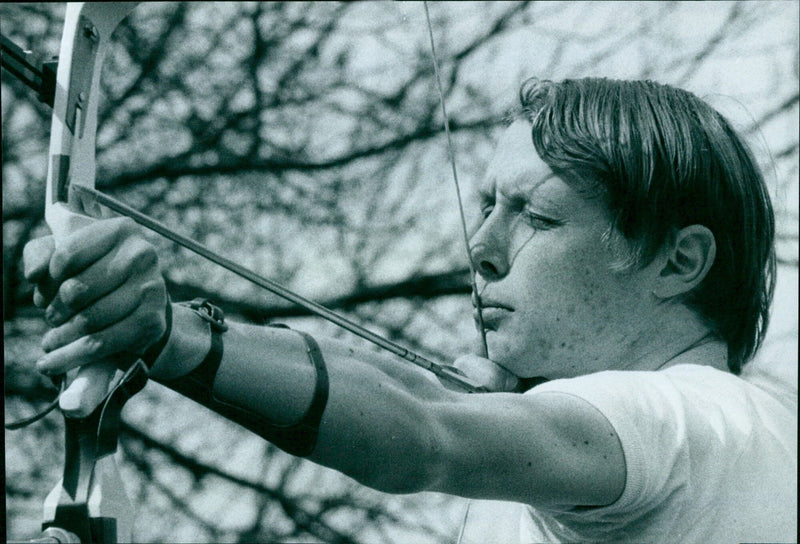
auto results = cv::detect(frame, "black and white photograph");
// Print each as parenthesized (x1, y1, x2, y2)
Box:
(3, 2, 797, 543)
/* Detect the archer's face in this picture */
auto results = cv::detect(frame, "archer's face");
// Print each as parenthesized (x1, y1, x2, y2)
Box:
(470, 121, 657, 379)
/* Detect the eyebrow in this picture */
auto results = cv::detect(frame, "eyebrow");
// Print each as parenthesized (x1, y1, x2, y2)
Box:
(496, 171, 562, 207)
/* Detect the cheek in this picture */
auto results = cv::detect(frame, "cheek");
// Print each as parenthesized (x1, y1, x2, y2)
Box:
(515, 243, 625, 337)
(490, 227, 648, 377)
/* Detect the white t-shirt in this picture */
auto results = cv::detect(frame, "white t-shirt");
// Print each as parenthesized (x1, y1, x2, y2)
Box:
(459, 351, 797, 543)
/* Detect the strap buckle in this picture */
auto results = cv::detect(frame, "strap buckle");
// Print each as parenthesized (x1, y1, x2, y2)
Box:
(181, 298, 228, 332)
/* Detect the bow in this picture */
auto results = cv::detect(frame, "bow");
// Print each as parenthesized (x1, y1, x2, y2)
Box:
(7, 3, 487, 541)
(39, 3, 141, 543)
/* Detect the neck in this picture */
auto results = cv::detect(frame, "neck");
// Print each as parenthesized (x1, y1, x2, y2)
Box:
(659, 333, 728, 372)
(626, 303, 728, 373)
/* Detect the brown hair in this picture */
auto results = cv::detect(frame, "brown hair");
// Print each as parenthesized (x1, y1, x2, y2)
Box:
(515, 77, 775, 373)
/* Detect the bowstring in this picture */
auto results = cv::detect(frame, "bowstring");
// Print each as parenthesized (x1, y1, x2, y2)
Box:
(5, 3, 494, 430)
(4, 376, 64, 430)
(422, 2, 489, 359)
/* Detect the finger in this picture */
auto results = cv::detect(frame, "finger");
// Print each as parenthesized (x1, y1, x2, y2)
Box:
(59, 361, 119, 417)
(41, 276, 166, 357)
(49, 216, 141, 282)
(452, 354, 520, 392)
(437, 365, 477, 393)
(34, 281, 61, 310)
(27, 238, 61, 308)
(37, 288, 165, 377)
(23, 235, 55, 283)
(45, 232, 159, 327)
(37, 319, 145, 377)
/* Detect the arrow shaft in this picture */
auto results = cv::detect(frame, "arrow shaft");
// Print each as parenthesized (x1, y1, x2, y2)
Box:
(73, 184, 481, 393)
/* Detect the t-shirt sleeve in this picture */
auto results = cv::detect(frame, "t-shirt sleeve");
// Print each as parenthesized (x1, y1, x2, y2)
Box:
(527, 366, 751, 523)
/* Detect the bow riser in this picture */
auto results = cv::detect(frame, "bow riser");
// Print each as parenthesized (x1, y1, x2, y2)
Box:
(42, 4, 140, 543)
(46, 3, 139, 418)
(46, 3, 138, 238)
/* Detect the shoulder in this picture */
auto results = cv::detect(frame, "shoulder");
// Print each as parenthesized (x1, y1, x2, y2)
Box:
(530, 364, 790, 439)
(531, 362, 787, 410)
(529, 364, 795, 511)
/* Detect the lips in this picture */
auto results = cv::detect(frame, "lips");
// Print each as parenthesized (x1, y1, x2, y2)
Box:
(472, 294, 513, 312)
(473, 297, 513, 329)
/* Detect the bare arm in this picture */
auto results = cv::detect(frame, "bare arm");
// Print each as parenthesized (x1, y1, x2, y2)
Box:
(156, 305, 626, 506)
(25, 218, 625, 508)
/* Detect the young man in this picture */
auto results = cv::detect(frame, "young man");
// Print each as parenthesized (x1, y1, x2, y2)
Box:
(25, 78, 796, 543)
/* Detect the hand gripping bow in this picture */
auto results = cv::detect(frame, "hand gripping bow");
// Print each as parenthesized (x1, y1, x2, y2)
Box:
(39, 4, 142, 543)
(5, 3, 489, 541)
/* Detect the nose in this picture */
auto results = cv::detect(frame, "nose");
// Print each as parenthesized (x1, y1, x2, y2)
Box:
(470, 214, 510, 282)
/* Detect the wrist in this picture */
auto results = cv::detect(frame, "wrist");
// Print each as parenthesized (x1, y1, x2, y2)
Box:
(148, 302, 213, 381)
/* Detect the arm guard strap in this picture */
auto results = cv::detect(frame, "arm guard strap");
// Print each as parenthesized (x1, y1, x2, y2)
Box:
(161, 305, 328, 457)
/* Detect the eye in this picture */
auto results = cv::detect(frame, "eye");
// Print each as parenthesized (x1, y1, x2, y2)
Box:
(479, 195, 495, 219)
(524, 210, 560, 229)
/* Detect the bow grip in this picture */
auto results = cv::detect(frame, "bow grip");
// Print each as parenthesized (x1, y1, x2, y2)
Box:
(45, 3, 139, 418)
(50, 207, 119, 418)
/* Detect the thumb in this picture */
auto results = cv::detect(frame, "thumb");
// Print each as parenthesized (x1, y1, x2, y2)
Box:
(23, 235, 56, 283)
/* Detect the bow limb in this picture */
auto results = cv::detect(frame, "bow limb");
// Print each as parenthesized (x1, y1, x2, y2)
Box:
(41, 4, 140, 543)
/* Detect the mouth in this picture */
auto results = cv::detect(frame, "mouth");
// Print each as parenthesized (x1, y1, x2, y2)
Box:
(472, 293, 513, 311)
(473, 298, 513, 329)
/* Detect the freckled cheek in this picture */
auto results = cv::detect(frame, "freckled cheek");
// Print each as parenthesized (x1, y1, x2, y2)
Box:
(516, 258, 617, 337)
(496, 239, 634, 376)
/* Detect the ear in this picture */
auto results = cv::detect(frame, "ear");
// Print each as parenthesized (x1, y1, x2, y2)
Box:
(652, 225, 716, 299)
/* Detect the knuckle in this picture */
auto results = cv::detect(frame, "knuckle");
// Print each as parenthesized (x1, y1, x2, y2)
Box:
(128, 307, 161, 353)
(115, 216, 138, 233)
(108, 218, 139, 251)
(59, 278, 89, 307)
(80, 334, 105, 358)
(56, 231, 86, 258)
(22, 236, 53, 279)
(140, 278, 164, 300)
(71, 310, 92, 334)
(48, 248, 69, 279)
(134, 283, 166, 327)
(140, 243, 159, 267)
(128, 242, 159, 275)
(136, 280, 165, 313)
(41, 329, 59, 353)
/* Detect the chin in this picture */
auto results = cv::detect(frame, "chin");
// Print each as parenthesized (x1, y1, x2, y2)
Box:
(487, 337, 551, 378)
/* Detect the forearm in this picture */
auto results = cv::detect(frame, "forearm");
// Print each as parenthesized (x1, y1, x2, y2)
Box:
(310, 345, 446, 493)
(150, 303, 452, 493)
